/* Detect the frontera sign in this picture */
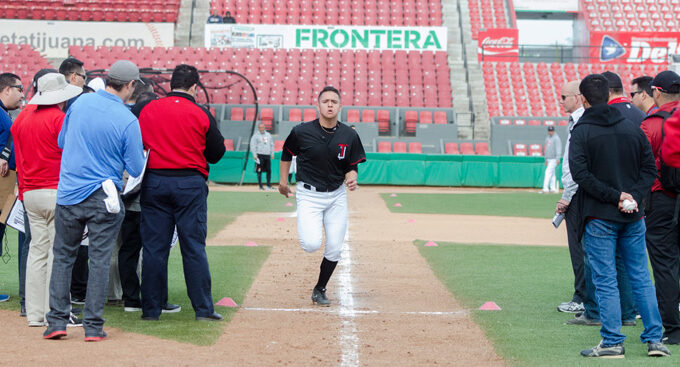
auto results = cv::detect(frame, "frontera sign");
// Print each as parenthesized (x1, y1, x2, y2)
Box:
(205, 24, 447, 52)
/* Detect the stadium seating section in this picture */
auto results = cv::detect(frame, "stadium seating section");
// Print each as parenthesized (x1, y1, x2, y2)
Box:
(483, 61, 667, 117)
(209, 0, 443, 26)
(582, 0, 680, 32)
(469, 0, 510, 39)
(0, 43, 54, 86)
(68, 45, 453, 108)
(2, 1, 180, 22)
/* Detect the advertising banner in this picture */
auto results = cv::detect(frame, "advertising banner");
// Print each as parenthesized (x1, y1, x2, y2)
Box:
(513, 0, 578, 12)
(591, 31, 680, 64)
(477, 28, 519, 62)
(0, 19, 174, 58)
(204, 24, 447, 52)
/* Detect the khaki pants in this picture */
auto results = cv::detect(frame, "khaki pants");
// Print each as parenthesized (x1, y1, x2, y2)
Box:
(24, 189, 57, 323)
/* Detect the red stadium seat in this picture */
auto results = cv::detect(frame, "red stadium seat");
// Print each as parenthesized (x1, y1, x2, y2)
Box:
(393, 142, 407, 153)
(274, 140, 284, 152)
(529, 144, 543, 156)
(223, 139, 234, 151)
(288, 108, 302, 122)
(434, 111, 447, 124)
(378, 141, 392, 153)
(444, 142, 459, 154)
(408, 142, 422, 153)
(420, 111, 433, 124)
(362, 110, 375, 123)
(460, 142, 475, 155)
(475, 142, 491, 155)
(230, 107, 244, 120)
(513, 144, 527, 156)
(303, 108, 317, 121)
(346, 109, 360, 123)
(245, 108, 256, 121)
(377, 110, 390, 132)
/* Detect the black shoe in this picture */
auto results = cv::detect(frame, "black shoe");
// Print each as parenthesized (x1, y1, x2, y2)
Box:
(648, 342, 671, 357)
(566, 314, 601, 326)
(20, 304, 26, 317)
(43, 326, 67, 340)
(71, 297, 85, 305)
(311, 287, 331, 307)
(161, 303, 181, 313)
(580, 341, 625, 358)
(196, 312, 223, 321)
(141, 315, 159, 321)
(70, 307, 82, 316)
(68, 313, 83, 327)
(662, 336, 680, 345)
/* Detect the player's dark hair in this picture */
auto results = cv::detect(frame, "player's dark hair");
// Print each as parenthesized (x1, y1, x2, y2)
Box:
(130, 77, 153, 103)
(632, 76, 653, 97)
(170, 64, 199, 91)
(135, 91, 158, 105)
(0, 73, 21, 92)
(318, 86, 340, 102)
(580, 74, 610, 106)
(105, 76, 130, 92)
(58, 57, 84, 76)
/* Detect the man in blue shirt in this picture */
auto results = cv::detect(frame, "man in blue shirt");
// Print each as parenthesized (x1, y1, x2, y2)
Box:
(44, 60, 146, 342)
(0, 72, 24, 304)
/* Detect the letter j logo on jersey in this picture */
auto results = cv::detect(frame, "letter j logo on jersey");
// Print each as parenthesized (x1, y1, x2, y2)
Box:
(337, 144, 348, 160)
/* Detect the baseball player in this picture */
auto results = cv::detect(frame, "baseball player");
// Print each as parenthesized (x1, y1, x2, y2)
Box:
(278, 86, 366, 306)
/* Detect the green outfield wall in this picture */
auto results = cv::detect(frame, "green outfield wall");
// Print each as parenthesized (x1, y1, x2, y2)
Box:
(209, 152, 562, 188)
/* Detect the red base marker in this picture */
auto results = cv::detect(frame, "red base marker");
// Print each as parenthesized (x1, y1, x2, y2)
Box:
(277, 217, 285, 222)
(216, 297, 238, 307)
(285, 202, 293, 207)
(479, 301, 501, 311)
(244, 241, 258, 247)
(394, 203, 402, 207)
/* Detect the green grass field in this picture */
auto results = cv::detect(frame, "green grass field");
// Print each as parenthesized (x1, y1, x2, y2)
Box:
(381, 192, 561, 218)
(0, 190, 291, 345)
(418, 241, 679, 366)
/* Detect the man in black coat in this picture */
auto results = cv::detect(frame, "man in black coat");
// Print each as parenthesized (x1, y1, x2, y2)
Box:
(569, 74, 669, 358)
(603, 71, 646, 126)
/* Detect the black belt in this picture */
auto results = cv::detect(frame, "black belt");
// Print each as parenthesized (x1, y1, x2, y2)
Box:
(302, 183, 336, 192)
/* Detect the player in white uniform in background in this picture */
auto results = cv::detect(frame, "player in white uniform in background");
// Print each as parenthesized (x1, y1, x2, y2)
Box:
(278, 86, 366, 306)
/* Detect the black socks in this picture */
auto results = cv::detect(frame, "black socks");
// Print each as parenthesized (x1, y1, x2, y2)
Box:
(315, 257, 338, 291)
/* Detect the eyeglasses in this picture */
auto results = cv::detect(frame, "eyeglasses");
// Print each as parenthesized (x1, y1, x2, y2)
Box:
(630, 90, 644, 98)
(9, 84, 23, 93)
(561, 94, 580, 101)
(71, 72, 86, 79)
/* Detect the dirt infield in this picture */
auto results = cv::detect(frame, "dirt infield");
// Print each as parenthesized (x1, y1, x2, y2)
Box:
(0, 186, 565, 366)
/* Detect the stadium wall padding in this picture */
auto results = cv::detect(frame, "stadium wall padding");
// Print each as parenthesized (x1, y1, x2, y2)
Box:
(209, 152, 562, 188)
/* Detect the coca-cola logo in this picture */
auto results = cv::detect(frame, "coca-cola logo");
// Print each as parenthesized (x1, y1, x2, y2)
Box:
(481, 36, 515, 49)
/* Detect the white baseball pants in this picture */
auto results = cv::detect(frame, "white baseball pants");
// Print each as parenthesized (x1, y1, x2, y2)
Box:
(295, 182, 347, 262)
(542, 158, 559, 192)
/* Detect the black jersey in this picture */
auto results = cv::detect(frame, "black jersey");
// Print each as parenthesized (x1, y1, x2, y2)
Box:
(281, 119, 366, 190)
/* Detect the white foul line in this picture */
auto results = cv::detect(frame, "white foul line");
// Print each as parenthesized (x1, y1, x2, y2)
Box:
(337, 230, 360, 367)
(241, 307, 470, 317)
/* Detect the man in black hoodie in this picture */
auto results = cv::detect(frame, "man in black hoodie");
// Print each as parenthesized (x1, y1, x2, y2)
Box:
(570, 74, 669, 358)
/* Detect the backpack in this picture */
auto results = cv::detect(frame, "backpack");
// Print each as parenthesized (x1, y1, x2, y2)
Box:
(654, 108, 680, 223)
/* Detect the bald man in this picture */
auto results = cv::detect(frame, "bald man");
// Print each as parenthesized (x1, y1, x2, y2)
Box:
(556, 81, 586, 314)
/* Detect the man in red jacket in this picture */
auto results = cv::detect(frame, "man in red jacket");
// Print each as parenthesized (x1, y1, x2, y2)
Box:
(12, 72, 81, 327)
(137, 64, 226, 321)
(641, 70, 680, 345)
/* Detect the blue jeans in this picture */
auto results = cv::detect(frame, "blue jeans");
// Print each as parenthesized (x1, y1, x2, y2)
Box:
(140, 173, 214, 318)
(46, 189, 124, 336)
(582, 244, 636, 322)
(584, 219, 663, 345)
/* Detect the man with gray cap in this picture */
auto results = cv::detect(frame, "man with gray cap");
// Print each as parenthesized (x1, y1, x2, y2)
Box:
(12, 72, 82, 327)
(602, 71, 646, 126)
(640, 70, 680, 345)
(43, 60, 146, 341)
(541, 125, 562, 193)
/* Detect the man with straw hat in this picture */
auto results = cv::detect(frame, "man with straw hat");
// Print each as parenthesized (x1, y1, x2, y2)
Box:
(12, 72, 82, 327)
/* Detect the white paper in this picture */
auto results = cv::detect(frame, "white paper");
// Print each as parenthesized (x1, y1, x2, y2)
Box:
(170, 226, 178, 249)
(123, 150, 150, 195)
(6, 198, 25, 233)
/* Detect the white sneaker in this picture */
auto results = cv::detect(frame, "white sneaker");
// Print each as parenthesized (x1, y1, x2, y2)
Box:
(124, 306, 142, 312)
(557, 301, 585, 313)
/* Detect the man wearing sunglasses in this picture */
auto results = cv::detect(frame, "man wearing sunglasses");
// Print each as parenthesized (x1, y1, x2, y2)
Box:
(631, 76, 660, 116)
(0, 72, 24, 303)
(639, 70, 680, 346)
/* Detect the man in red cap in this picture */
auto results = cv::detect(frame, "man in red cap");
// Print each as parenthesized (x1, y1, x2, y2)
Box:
(640, 70, 680, 345)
